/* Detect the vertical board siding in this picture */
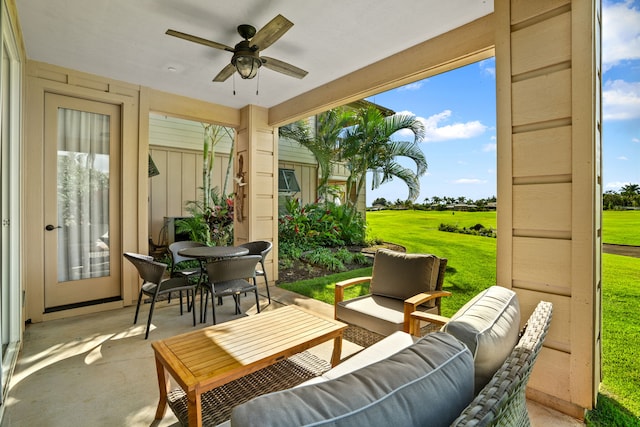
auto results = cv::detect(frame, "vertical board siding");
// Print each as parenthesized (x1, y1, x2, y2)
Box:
(148, 114, 235, 245)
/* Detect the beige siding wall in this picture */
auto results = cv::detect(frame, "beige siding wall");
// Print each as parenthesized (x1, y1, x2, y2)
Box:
(496, 0, 601, 416)
(148, 147, 233, 245)
(148, 114, 234, 246)
(279, 136, 316, 164)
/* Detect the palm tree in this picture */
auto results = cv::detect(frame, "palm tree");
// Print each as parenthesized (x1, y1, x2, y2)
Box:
(340, 105, 427, 208)
(620, 183, 640, 196)
(279, 109, 352, 202)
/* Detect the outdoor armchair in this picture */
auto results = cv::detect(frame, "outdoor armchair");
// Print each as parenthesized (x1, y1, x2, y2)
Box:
(334, 248, 449, 336)
(124, 252, 197, 339)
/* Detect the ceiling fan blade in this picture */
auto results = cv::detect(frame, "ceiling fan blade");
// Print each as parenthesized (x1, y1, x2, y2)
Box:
(262, 57, 308, 79)
(250, 15, 293, 51)
(166, 29, 234, 52)
(213, 63, 236, 82)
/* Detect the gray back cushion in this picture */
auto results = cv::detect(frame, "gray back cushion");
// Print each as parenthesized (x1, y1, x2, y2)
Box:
(370, 249, 441, 303)
(442, 285, 521, 393)
(230, 332, 474, 427)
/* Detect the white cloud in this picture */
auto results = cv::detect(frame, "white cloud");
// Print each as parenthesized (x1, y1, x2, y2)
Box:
(617, 156, 628, 160)
(396, 109, 487, 142)
(478, 58, 496, 77)
(633, 137, 640, 143)
(453, 178, 487, 185)
(398, 82, 424, 91)
(457, 160, 468, 165)
(603, 1, 640, 71)
(482, 143, 496, 152)
(606, 181, 630, 189)
(603, 79, 640, 120)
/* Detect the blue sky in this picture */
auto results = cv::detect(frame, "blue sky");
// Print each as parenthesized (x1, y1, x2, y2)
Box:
(365, 0, 640, 206)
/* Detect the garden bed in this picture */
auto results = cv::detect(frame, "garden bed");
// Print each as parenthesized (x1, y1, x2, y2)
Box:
(276, 242, 405, 284)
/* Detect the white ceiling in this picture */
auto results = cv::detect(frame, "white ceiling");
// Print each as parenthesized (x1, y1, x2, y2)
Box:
(15, 0, 493, 110)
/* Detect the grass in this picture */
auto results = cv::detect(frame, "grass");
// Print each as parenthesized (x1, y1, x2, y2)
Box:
(278, 209, 640, 424)
(602, 210, 640, 245)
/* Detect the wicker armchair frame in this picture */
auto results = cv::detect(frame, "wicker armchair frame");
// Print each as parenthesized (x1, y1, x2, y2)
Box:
(451, 300, 553, 427)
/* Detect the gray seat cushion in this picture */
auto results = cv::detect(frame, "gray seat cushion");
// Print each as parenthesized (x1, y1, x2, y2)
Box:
(230, 332, 474, 427)
(442, 285, 521, 393)
(336, 294, 438, 336)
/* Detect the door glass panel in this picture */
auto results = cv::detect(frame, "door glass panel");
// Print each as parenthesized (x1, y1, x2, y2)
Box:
(57, 108, 111, 282)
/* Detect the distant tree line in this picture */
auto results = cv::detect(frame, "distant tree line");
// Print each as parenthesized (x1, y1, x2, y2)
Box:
(603, 184, 640, 210)
(370, 195, 497, 211)
(371, 183, 640, 211)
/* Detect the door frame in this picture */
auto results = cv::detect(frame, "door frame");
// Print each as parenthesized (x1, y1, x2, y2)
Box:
(43, 92, 122, 311)
(24, 67, 142, 322)
(1, 0, 23, 411)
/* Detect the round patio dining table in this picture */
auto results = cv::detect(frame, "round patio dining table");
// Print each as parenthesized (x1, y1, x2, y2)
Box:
(177, 245, 249, 260)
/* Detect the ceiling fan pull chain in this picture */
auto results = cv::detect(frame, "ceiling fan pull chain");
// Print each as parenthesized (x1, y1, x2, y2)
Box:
(256, 70, 260, 96)
(233, 73, 237, 96)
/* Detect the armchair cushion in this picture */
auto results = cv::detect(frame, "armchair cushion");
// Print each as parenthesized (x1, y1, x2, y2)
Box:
(230, 332, 474, 427)
(442, 285, 521, 393)
(370, 249, 441, 307)
(336, 294, 438, 336)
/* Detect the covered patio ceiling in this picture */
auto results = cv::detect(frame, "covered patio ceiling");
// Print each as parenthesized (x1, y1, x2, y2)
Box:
(16, 0, 494, 112)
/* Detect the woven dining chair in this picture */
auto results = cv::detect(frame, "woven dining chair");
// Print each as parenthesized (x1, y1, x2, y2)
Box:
(168, 241, 207, 313)
(124, 252, 197, 339)
(202, 255, 262, 325)
(238, 241, 273, 303)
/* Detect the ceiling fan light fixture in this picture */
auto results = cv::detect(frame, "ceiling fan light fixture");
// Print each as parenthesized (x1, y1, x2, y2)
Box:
(233, 54, 262, 79)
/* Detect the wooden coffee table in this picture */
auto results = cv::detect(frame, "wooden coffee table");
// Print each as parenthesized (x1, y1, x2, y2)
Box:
(151, 306, 347, 427)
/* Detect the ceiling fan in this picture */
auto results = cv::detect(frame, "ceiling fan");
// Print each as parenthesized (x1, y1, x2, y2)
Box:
(166, 14, 308, 82)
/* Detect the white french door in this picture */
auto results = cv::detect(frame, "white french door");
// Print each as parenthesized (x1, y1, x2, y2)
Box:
(43, 93, 122, 310)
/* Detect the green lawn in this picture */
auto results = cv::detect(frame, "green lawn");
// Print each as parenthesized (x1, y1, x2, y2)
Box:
(279, 209, 640, 423)
(602, 210, 640, 245)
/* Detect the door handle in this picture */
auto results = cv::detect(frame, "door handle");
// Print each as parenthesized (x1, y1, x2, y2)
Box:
(45, 224, 62, 231)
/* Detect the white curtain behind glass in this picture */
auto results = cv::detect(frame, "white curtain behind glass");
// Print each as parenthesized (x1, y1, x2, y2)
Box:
(57, 108, 110, 282)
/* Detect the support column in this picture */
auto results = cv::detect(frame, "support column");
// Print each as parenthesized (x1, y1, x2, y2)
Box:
(495, 0, 601, 418)
(235, 105, 279, 281)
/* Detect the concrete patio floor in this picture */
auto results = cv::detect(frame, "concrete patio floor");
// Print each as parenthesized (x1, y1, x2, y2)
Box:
(1, 285, 583, 426)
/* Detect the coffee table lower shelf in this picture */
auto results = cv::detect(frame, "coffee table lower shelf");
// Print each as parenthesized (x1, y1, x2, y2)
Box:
(167, 351, 331, 426)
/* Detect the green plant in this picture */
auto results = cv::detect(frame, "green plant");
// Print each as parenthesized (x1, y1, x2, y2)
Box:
(438, 222, 496, 238)
(278, 198, 366, 249)
(177, 187, 234, 246)
(333, 248, 368, 265)
(303, 248, 346, 272)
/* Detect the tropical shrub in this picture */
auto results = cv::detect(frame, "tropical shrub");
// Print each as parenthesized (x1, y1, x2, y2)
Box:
(278, 198, 368, 271)
(438, 222, 496, 238)
(279, 198, 366, 248)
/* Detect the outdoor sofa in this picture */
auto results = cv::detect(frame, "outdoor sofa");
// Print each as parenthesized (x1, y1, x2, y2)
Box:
(226, 286, 553, 427)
